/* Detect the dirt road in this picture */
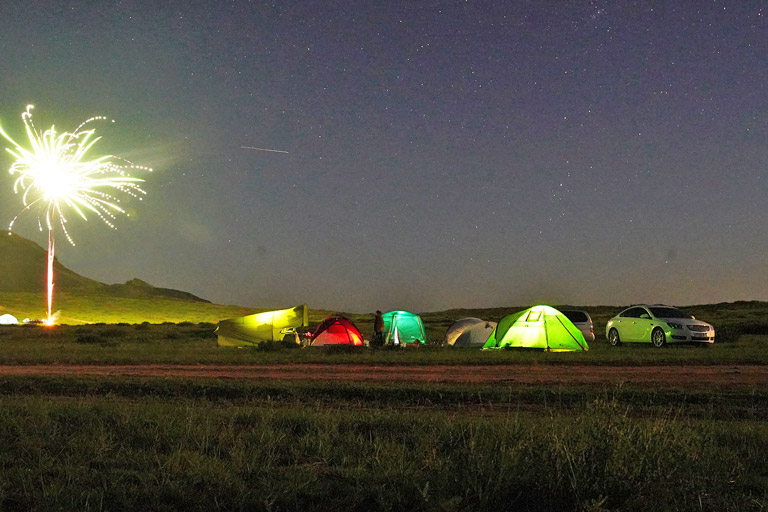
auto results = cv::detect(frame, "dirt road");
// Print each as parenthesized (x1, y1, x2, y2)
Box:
(1, 363, 766, 388)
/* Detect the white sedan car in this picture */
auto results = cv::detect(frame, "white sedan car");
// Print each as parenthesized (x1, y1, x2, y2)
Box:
(605, 305, 715, 348)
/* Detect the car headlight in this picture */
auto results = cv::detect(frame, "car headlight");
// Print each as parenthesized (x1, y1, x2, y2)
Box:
(666, 322, 684, 330)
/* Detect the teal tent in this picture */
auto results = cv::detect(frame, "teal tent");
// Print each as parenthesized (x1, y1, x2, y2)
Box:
(483, 305, 588, 352)
(383, 310, 427, 345)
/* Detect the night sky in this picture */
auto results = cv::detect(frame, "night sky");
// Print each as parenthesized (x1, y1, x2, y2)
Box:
(0, 1, 766, 312)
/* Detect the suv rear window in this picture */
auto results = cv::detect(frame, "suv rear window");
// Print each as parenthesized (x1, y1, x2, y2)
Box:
(562, 310, 588, 323)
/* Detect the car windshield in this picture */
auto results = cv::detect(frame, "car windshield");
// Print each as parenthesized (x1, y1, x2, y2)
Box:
(562, 310, 588, 323)
(649, 307, 692, 319)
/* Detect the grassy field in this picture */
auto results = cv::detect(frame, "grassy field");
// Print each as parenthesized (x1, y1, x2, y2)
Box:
(1, 321, 768, 366)
(0, 376, 766, 511)
(4, 290, 768, 339)
(0, 292, 262, 324)
(1, 298, 767, 510)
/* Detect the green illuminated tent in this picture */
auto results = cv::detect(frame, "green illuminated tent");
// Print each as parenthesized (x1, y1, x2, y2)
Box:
(483, 305, 588, 352)
(217, 304, 309, 347)
(383, 310, 427, 345)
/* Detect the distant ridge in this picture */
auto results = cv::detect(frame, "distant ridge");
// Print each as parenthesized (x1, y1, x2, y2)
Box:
(102, 278, 209, 303)
(0, 233, 210, 303)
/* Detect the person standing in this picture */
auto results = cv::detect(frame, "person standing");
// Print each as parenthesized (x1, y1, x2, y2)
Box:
(372, 310, 385, 348)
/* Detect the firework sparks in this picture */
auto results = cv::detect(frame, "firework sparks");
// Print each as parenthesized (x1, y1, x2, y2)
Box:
(0, 105, 151, 324)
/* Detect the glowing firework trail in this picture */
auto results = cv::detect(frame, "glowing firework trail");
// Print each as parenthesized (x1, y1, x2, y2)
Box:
(240, 146, 289, 154)
(0, 105, 151, 324)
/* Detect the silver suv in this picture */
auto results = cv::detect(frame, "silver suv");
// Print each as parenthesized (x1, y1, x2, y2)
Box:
(560, 309, 595, 343)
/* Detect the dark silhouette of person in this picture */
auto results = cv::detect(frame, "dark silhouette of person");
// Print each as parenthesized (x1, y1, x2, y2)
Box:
(372, 310, 385, 348)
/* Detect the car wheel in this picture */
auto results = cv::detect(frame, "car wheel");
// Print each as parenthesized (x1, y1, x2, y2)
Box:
(651, 328, 666, 348)
(608, 328, 622, 346)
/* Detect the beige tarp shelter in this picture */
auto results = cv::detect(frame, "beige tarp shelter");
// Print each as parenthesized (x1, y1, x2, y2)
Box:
(217, 304, 309, 347)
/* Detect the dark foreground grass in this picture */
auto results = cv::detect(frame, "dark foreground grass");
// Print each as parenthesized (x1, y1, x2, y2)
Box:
(0, 389, 766, 511)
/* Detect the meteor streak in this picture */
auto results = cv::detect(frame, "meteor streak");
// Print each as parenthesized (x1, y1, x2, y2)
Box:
(240, 146, 289, 154)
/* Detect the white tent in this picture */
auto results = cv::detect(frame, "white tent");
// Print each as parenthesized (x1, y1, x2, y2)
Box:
(454, 321, 496, 348)
(444, 317, 484, 345)
(0, 314, 19, 325)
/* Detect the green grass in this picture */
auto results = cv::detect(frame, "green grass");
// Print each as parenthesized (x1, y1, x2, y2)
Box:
(2, 375, 767, 420)
(0, 291, 263, 324)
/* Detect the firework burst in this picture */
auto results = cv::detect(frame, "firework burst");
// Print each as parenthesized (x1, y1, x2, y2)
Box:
(0, 105, 151, 324)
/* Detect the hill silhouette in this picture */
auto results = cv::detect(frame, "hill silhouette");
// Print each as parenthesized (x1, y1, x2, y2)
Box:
(0, 233, 209, 303)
